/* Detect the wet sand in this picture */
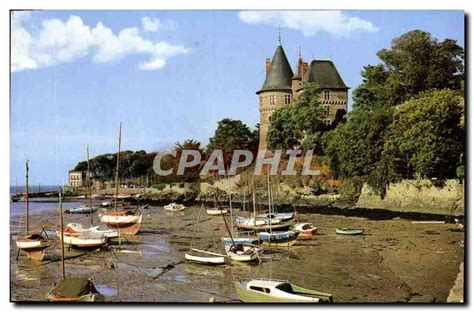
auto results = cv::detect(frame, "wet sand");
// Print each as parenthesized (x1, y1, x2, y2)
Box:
(10, 205, 464, 303)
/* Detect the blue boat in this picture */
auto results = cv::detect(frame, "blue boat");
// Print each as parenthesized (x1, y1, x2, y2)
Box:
(257, 231, 298, 247)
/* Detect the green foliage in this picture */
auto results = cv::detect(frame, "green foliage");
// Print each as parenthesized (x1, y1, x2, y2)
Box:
(338, 177, 365, 200)
(384, 89, 464, 179)
(207, 118, 259, 168)
(353, 30, 464, 110)
(456, 166, 465, 180)
(152, 183, 167, 191)
(267, 82, 326, 151)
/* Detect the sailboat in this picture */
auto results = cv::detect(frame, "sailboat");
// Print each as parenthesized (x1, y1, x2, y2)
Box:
(63, 145, 118, 239)
(184, 203, 227, 265)
(15, 160, 51, 261)
(99, 123, 144, 235)
(11, 177, 21, 202)
(47, 190, 103, 302)
(257, 173, 297, 248)
(216, 189, 261, 263)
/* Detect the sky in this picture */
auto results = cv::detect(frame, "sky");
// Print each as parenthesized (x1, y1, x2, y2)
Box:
(10, 10, 464, 185)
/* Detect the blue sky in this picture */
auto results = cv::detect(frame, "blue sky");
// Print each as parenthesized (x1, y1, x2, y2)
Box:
(10, 10, 464, 185)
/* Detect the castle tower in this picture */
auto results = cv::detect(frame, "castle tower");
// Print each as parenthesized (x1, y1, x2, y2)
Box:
(256, 44, 294, 150)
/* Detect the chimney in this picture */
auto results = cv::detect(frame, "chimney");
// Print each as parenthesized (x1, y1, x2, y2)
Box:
(265, 58, 271, 76)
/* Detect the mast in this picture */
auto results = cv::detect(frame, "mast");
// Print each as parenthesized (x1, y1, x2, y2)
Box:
(114, 122, 122, 211)
(227, 169, 233, 231)
(25, 160, 29, 235)
(214, 192, 235, 247)
(267, 172, 272, 234)
(252, 178, 256, 226)
(87, 145, 93, 225)
(59, 189, 66, 280)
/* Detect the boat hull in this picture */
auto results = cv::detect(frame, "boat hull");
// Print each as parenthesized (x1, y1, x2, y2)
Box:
(236, 222, 292, 232)
(100, 214, 142, 235)
(184, 253, 226, 265)
(16, 237, 50, 260)
(206, 209, 229, 215)
(335, 228, 364, 235)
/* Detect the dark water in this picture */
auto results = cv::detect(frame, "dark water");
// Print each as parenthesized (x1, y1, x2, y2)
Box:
(10, 200, 84, 217)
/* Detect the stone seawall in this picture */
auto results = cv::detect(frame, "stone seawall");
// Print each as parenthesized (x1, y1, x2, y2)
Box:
(356, 179, 464, 216)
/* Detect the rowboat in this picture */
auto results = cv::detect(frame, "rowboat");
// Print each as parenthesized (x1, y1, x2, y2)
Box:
(99, 210, 143, 235)
(65, 205, 97, 214)
(294, 222, 317, 240)
(225, 243, 262, 262)
(234, 279, 333, 303)
(46, 277, 104, 302)
(235, 219, 292, 232)
(57, 228, 107, 249)
(66, 222, 119, 239)
(101, 201, 111, 207)
(258, 231, 298, 247)
(16, 234, 51, 260)
(206, 208, 229, 215)
(221, 236, 259, 246)
(164, 203, 186, 211)
(184, 249, 226, 265)
(335, 228, 364, 235)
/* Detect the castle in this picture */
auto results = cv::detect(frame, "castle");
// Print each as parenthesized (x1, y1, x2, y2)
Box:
(257, 43, 349, 150)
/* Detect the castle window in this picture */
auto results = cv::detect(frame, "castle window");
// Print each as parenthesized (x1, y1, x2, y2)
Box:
(323, 119, 332, 126)
(284, 94, 291, 105)
(324, 106, 330, 116)
(269, 95, 276, 105)
(324, 91, 331, 100)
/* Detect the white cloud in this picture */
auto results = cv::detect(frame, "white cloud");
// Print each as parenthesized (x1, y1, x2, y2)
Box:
(11, 12, 187, 73)
(142, 17, 162, 32)
(238, 11, 378, 37)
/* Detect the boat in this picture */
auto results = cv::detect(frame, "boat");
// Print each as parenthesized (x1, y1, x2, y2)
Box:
(164, 203, 186, 211)
(66, 222, 119, 239)
(335, 228, 364, 235)
(99, 123, 143, 235)
(294, 222, 317, 240)
(11, 194, 21, 202)
(221, 236, 259, 246)
(57, 227, 107, 249)
(46, 277, 104, 302)
(225, 243, 262, 262)
(258, 212, 296, 222)
(46, 190, 103, 302)
(15, 160, 50, 261)
(258, 231, 298, 247)
(65, 205, 98, 214)
(234, 279, 333, 303)
(101, 201, 111, 207)
(206, 208, 228, 215)
(184, 249, 226, 265)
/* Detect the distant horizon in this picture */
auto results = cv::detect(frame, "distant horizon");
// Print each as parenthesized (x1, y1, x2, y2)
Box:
(10, 10, 464, 184)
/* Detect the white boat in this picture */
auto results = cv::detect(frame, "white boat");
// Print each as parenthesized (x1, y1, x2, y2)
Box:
(184, 249, 226, 265)
(236, 216, 283, 226)
(57, 229, 107, 248)
(206, 208, 229, 215)
(225, 243, 262, 262)
(164, 203, 186, 211)
(235, 279, 333, 303)
(65, 205, 98, 214)
(258, 212, 296, 222)
(101, 201, 111, 207)
(66, 222, 119, 239)
(99, 211, 143, 235)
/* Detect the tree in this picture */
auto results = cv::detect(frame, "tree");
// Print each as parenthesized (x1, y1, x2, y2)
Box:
(267, 82, 326, 151)
(173, 139, 205, 182)
(353, 30, 464, 110)
(383, 89, 464, 179)
(207, 118, 259, 168)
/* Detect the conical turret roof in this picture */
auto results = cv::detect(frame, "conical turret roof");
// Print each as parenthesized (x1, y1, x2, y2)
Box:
(257, 45, 294, 94)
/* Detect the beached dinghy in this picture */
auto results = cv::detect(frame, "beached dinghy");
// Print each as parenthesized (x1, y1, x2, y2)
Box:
(65, 205, 98, 214)
(234, 279, 333, 303)
(258, 231, 298, 247)
(57, 227, 107, 249)
(206, 208, 228, 215)
(258, 212, 296, 222)
(46, 277, 104, 302)
(225, 243, 262, 262)
(335, 228, 364, 235)
(185, 249, 226, 265)
(66, 222, 119, 239)
(99, 210, 143, 235)
(164, 203, 186, 211)
(221, 236, 259, 246)
(294, 222, 317, 240)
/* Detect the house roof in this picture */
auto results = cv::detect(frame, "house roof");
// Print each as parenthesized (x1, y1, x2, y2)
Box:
(303, 60, 349, 89)
(257, 45, 293, 94)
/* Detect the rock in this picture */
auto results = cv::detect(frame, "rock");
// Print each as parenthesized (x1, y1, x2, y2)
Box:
(209, 297, 215, 303)
(104, 259, 115, 270)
